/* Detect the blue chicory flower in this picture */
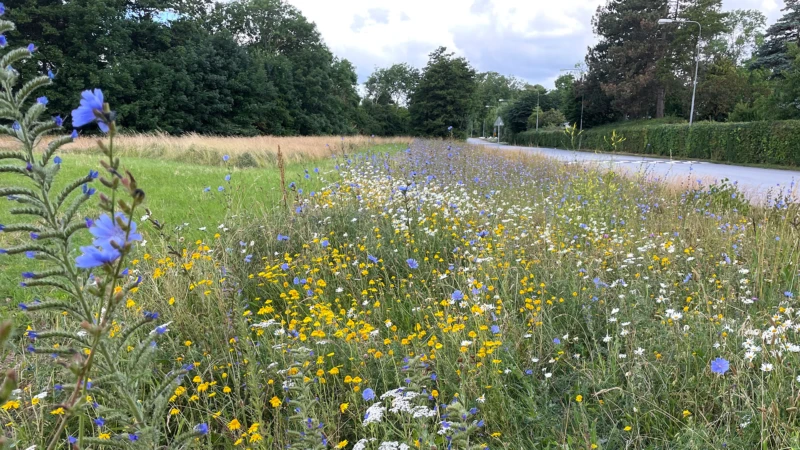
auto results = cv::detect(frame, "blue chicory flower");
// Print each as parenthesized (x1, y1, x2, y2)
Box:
(407, 258, 419, 269)
(71, 89, 109, 133)
(362, 388, 375, 401)
(710, 357, 730, 375)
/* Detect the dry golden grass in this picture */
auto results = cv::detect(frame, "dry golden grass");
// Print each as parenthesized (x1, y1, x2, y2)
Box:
(22, 133, 413, 167)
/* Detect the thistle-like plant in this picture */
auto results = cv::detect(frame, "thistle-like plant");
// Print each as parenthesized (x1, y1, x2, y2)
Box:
(0, 10, 205, 449)
(0, 321, 17, 450)
(285, 348, 329, 450)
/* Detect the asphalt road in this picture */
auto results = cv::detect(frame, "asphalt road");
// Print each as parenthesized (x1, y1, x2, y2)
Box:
(467, 138, 800, 201)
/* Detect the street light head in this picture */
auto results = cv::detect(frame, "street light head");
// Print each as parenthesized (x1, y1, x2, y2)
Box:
(657, 18, 673, 25)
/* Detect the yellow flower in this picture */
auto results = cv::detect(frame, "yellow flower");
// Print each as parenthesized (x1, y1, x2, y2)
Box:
(340, 402, 349, 413)
(223, 386, 232, 394)
(431, 389, 439, 398)
(269, 396, 281, 408)
(336, 440, 349, 448)
(247, 423, 260, 434)
(683, 410, 692, 418)
(228, 418, 241, 431)
(50, 407, 65, 415)
(31, 397, 39, 406)
(575, 395, 583, 403)
(591, 445, 598, 449)
(184, 340, 192, 347)
(249, 433, 263, 443)
(624, 426, 632, 431)
(1, 400, 20, 411)
(99, 433, 111, 440)
(170, 408, 180, 415)
(490, 432, 502, 438)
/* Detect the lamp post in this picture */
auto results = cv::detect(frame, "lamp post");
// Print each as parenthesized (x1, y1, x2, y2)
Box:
(497, 99, 506, 143)
(536, 89, 540, 132)
(658, 18, 701, 126)
(483, 105, 491, 138)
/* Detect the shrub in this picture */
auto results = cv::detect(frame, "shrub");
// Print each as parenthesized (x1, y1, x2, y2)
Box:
(516, 120, 800, 166)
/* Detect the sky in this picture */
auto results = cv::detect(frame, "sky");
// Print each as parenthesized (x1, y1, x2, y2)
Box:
(290, 0, 785, 89)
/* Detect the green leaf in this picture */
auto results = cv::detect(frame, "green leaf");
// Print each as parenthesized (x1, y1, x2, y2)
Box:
(14, 75, 50, 107)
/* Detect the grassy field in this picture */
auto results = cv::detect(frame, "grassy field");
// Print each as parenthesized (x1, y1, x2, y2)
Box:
(3, 137, 800, 449)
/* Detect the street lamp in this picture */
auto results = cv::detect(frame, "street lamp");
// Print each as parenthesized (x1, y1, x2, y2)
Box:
(658, 18, 702, 126)
(483, 105, 491, 138)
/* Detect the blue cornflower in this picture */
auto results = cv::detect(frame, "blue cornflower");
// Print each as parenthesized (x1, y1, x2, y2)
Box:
(27, 43, 35, 53)
(37, 96, 48, 105)
(785, 291, 794, 298)
(53, 156, 62, 165)
(277, 234, 290, 241)
(155, 324, 169, 335)
(71, 89, 109, 133)
(29, 232, 38, 240)
(0, 4, 5, 15)
(143, 311, 159, 320)
(12, 121, 20, 130)
(47, 69, 54, 79)
(0, 36, 6, 47)
(93, 417, 105, 427)
(218, 186, 224, 192)
(224, 174, 231, 182)
(82, 184, 95, 196)
(71, 130, 78, 139)
(553, 337, 561, 344)
(491, 325, 500, 334)
(53, 115, 63, 127)
(710, 357, 730, 375)
(203, 186, 210, 192)
(195, 423, 209, 435)
(68, 436, 77, 444)
(128, 433, 138, 441)
(222, 154, 230, 162)
(280, 263, 289, 270)
(406, 258, 419, 269)
(447, 125, 453, 131)
(25, 251, 35, 259)
(21, 272, 34, 279)
(88, 169, 98, 179)
(452, 290, 464, 301)
(321, 239, 329, 248)
(362, 388, 375, 401)
(244, 254, 253, 263)
(368, 254, 378, 264)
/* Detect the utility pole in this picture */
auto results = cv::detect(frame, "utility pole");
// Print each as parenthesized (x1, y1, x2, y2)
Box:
(536, 89, 540, 132)
(658, 18, 702, 126)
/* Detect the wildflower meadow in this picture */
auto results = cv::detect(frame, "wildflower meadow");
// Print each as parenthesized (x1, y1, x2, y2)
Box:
(3, 7, 800, 450)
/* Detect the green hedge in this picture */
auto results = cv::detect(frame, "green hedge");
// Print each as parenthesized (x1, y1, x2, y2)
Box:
(514, 121, 800, 166)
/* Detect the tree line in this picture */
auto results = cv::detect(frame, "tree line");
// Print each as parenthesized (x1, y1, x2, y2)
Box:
(10, 0, 798, 138)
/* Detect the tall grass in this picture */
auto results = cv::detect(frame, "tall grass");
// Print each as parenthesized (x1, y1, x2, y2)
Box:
(6, 139, 800, 449)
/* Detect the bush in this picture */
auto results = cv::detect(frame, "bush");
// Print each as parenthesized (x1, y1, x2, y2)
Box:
(516, 120, 800, 166)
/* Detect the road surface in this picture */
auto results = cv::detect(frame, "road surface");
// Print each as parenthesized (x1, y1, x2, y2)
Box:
(468, 138, 799, 201)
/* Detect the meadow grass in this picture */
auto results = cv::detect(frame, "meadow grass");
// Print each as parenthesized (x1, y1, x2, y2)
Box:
(4, 139, 800, 449)
(0, 133, 412, 168)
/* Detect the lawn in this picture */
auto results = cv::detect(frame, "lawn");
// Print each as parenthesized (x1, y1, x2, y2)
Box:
(3, 137, 800, 449)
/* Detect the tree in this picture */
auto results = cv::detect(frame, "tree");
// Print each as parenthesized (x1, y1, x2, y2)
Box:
(408, 47, 477, 137)
(528, 108, 566, 129)
(365, 63, 420, 106)
(710, 9, 766, 64)
(753, 1, 800, 74)
(503, 86, 554, 134)
(585, 0, 727, 122)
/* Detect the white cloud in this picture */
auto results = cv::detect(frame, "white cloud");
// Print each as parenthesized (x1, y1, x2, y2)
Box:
(290, 0, 787, 88)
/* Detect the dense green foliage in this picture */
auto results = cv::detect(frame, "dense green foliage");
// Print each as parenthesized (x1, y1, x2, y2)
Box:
(517, 120, 800, 166)
(8, 0, 361, 135)
(408, 47, 477, 137)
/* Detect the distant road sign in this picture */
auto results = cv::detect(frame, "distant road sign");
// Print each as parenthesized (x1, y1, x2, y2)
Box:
(494, 117, 504, 126)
